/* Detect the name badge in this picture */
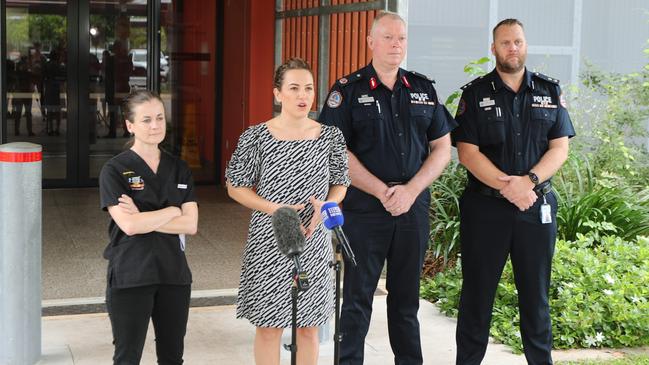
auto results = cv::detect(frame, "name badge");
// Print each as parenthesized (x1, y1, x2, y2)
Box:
(479, 98, 495, 108)
(357, 95, 374, 104)
(177, 184, 188, 189)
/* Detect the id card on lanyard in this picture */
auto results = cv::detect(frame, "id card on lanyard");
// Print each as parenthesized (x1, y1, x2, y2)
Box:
(540, 195, 552, 224)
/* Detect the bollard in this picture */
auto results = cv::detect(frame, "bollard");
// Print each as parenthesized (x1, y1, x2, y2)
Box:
(0, 142, 42, 365)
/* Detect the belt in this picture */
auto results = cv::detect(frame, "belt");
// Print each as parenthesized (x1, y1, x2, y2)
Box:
(468, 180, 552, 199)
(385, 181, 408, 187)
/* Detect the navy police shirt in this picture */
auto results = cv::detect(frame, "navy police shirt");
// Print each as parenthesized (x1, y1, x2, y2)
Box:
(99, 149, 196, 288)
(452, 68, 575, 186)
(319, 63, 457, 211)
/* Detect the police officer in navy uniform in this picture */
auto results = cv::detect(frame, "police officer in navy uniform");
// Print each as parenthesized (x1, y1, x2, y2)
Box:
(319, 11, 456, 365)
(452, 19, 575, 365)
(99, 90, 198, 365)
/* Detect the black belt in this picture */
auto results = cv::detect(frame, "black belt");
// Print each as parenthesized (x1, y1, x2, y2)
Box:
(468, 180, 552, 199)
(385, 181, 408, 187)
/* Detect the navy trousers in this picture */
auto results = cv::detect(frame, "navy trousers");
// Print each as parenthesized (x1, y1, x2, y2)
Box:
(455, 190, 558, 365)
(339, 191, 430, 365)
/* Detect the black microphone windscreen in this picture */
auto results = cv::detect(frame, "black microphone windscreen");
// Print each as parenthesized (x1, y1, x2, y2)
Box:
(271, 206, 305, 258)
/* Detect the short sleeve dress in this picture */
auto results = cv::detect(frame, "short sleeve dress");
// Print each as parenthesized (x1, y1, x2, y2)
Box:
(225, 123, 350, 328)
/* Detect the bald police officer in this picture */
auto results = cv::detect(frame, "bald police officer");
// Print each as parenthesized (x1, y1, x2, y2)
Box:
(319, 11, 457, 365)
(452, 19, 575, 365)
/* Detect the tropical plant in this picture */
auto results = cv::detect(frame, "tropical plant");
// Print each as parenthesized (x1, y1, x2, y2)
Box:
(421, 235, 649, 353)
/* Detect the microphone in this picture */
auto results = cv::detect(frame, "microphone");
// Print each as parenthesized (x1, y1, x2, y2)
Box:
(272, 206, 309, 291)
(320, 202, 357, 267)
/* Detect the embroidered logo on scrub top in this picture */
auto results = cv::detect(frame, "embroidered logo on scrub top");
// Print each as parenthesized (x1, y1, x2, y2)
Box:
(532, 95, 557, 109)
(177, 184, 188, 189)
(128, 176, 145, 190)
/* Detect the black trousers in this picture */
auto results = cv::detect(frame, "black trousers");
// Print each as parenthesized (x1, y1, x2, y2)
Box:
(456, 190, 558, 365)
(340, 192, 430, 365)
(13, 97, 33, 135)
(106, 284, 191, 365)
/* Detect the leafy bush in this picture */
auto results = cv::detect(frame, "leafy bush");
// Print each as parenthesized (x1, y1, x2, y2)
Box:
(556, 184, 649, 243)
(428, 161, 466, 264)
(421, 235, 649, 353)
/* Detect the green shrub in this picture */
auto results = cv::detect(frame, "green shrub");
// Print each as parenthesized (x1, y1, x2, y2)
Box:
(428, 161, 466, 264)
(556, 184, 649, 243)
(421, 235, 649, 353)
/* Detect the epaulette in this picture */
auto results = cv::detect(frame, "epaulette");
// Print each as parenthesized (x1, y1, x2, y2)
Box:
(336, 72, 363, 87)
(408, 70, 435, 83)
(532, 72, 560, 85)
(460, 75, 486, 90)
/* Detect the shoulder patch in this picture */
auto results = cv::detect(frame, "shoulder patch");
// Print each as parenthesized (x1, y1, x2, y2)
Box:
(336, 72, 362, 87)
(457, 98, 467, 116)
(532, 72, 560, 85)
(327, 90, 343, 108)
(461, 75, 485, 90)
(408, 70, 435, 83)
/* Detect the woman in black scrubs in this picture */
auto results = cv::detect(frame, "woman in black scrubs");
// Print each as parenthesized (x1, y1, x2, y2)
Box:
(99, 90, 199, 365)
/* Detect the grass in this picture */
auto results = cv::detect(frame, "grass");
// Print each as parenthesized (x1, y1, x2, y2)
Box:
(557, 354, 649, 365)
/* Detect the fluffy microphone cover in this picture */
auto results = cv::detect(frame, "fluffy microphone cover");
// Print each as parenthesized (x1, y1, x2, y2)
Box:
(272, 206, 306, 257)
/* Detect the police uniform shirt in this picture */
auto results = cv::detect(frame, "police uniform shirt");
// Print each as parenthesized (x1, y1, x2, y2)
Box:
(319, 63, 457, 209)
(452, 68, 575, 185)
(99, 149, 196, 288)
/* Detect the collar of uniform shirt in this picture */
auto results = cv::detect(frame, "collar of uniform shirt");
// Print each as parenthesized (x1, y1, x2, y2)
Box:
(489, 67, 534, 93)
(366, 62, 410, 91)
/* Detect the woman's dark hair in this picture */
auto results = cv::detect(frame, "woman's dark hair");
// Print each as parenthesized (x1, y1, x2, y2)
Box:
(121, 89, 164, 149)
(273, 57, 313, 89)
(122, 89, 164, 123)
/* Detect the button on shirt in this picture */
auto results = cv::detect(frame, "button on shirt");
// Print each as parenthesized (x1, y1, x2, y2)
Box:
(452, 68, 575, 184)
(319, 63, 457, 183)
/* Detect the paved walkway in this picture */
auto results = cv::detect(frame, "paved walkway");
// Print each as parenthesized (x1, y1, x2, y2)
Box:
(39, 295, 638, 365)
(39, 298, 528, 365)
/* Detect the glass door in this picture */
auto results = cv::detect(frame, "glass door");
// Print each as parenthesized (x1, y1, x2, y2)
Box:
(4, 0, 69, 180)
(86, 0, 149, 179)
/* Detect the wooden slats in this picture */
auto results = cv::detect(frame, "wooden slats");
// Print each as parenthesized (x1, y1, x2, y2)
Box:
(280, 0, 376, 106)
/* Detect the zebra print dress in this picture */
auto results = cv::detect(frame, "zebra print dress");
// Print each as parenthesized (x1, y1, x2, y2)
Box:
(226, 122, 350, 328)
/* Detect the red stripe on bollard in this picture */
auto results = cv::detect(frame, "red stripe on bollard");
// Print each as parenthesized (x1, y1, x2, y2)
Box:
(0, 151, 43, 162)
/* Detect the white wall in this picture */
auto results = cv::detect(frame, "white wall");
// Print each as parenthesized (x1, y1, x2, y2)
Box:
(406, 0, 649, 103)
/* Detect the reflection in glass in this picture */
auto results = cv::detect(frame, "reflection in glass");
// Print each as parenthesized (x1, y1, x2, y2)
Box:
(4, 1, 68, 179)
(88, 2, 148, 178)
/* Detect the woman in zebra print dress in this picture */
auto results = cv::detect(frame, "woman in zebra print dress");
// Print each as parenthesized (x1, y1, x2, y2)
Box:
(225, 58, 350, 365)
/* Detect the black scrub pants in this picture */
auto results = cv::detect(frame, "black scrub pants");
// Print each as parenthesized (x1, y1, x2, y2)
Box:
(339, 191, 430, 365)
(455, 190, 558, 365)
(106, 284, 191, 365)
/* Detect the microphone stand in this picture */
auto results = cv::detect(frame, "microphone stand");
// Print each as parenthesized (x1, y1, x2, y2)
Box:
(329, 235, 344, 365)
(285, 265, 308, 365)
(284, 268, 299, 365)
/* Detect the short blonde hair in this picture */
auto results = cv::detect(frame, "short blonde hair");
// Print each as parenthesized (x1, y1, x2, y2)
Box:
(370, 11, 406, 35)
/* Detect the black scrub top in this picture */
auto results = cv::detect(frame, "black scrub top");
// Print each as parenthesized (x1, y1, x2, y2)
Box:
(319, 63, 457, 211)
(99, 149, 196, 288)
(452, 68, 575, 186)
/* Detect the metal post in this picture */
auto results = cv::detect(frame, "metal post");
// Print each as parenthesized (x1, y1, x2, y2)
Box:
(0, 142, 42, 365)
(317, 0, 331, 114)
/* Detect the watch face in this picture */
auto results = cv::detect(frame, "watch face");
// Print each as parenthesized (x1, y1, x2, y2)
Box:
(529, 173, 539, 184)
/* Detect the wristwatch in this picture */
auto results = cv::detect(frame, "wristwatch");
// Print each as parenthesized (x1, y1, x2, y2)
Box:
(528, 171, 540, 185)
